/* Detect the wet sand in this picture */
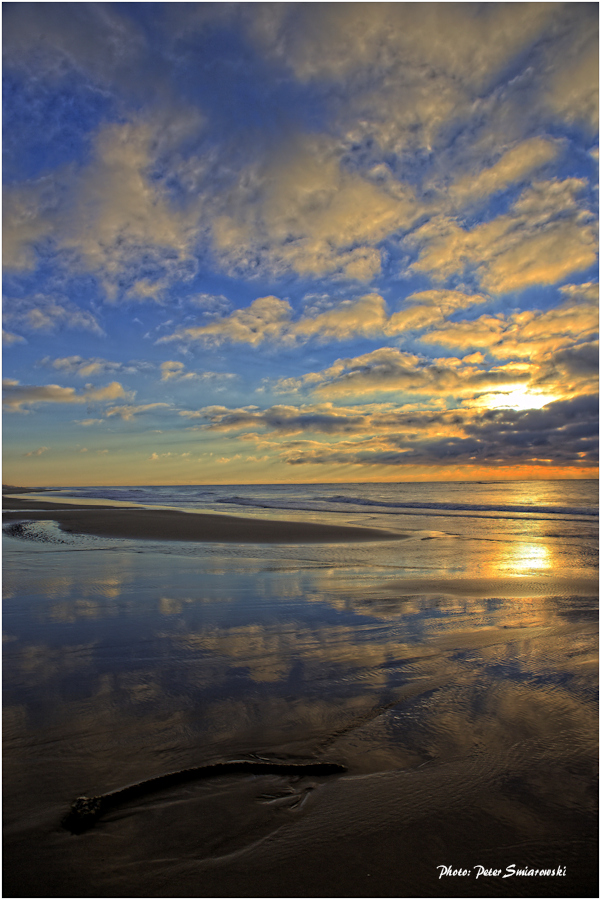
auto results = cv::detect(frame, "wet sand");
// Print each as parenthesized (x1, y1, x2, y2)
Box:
(3, 491, 598, 898)
(7, 761, 597, 898)
(3, 496, 401, 543)
(384, 574, 600, 597)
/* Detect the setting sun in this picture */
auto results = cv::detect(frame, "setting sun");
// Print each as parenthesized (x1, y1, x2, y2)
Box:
(471, 388, 559, 411)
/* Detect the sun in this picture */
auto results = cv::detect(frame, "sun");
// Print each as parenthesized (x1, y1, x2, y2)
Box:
(471, 388, 557, 411)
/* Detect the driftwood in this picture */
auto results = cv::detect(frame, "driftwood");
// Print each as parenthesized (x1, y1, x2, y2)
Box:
(62, 759, 347, 833)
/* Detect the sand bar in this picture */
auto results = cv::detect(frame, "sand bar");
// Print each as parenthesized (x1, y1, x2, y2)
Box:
(3, 496, 402, 543)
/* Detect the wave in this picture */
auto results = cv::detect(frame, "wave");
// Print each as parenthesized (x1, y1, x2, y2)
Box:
(47, 485, 599, 522)
(50, 486, 218, 506)
(214, 494, 598, 519)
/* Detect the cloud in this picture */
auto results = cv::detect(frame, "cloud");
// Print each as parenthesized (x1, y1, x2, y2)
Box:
(558, 282, 599, 304)
(274, 347, 532, 399)
(180, 403, 487, 453)
(3, 2, 146, 91)
(161, 289, 487, 347)
(160, 361, 197, 382)
(104, 403, 171, 421)
(3, 294, 104, 336)
(2, 330, 26, 346)
(185, 392, 595, 472)
(2, 182, 56, 270)
(160, 295, 292, 346)
(409, 179, 597, 294)
(181, 403, 371, 435)
(199, 371, 237, 383)
(3, 380, 132, 412)
(41, 356, 136, 378)
(128, 279, 165, 301)
(456, 393, 599, 466)
(282, 394, 598, 470)
(24, 446, 49, 457)
(249, 3, 570, 164)
(545, 340, 599, 377)
(270, 4, 556, 87)
(292, 293, 389, 341)
(448, 137, 559, 207)
(212, 136, 419, 280)
(422, 283, 599, 359)
(3, 113, 204, 297)
(59, 118, 200, 298)
(176, 385, 597, 472)
(160, 361, 237, 385)
(383, 290, 488, 335)
(189, 293, 232, 316)
(148, 451, 191, 461)
(4, 5, 595, 307)
(533, 341, 599, 399)
(545, 29, 598, 129)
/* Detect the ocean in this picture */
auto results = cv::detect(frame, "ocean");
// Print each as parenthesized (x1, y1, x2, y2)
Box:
(29, 477, 600, 520)
(3, 480, 599, 897)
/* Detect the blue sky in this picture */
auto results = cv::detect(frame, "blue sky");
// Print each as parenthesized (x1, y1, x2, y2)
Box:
(3, 2, 598, 485)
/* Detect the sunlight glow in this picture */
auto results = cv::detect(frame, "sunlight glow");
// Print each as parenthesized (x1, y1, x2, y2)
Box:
(494, 541, 553, 576)
(471, 388, 557, 411)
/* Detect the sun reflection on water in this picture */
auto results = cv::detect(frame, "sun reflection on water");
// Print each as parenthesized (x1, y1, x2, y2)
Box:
(493, 541, 553, 576)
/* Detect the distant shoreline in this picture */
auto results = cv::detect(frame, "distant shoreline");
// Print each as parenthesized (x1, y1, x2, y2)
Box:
(2, 485, 54, 494)
(2, 496, 403, 544)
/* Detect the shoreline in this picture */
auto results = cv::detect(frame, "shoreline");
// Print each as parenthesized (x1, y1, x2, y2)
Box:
(2, 496, 403, 544)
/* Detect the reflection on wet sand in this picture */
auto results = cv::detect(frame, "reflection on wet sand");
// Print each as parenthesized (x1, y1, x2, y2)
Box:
(496, 539, 552, 574)
(3, 530, 598, 898)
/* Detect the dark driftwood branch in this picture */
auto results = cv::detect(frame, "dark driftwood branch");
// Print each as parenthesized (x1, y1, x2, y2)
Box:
(62, 759, 347, 834)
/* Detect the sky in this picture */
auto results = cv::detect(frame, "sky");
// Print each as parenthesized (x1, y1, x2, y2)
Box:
(2, 2, 599, 486)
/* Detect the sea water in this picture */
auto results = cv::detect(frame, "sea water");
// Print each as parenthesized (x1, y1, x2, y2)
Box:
(3, 480, 598, 897)
(30, 477, 599, 520)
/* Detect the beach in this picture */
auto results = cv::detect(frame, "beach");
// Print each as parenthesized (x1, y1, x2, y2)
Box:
(3, 481, 598, 898)
(2, 496, 401, 544)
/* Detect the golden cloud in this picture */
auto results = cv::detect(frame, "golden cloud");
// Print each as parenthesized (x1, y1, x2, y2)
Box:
(251, 3, 563, 158)
(161, 289, 487, 347)
(43, 356, 133, 378)
(449, 138, 559, 206)
(104, 402, 172, 421)
(160, 360, 197, 381)
(269, 347, 535, 400)
(423, 284, 599, 359)
(3, 294, 104, 336)
(273, 4, 556, 87)
(546, 31, 599, 129)
(410, 179, 597, 294)
(212, 136, 419, 280)
(61, 119, 197, 297)
(3, 380, 133, 411)
(161, 295, 292, 346)
(3, 113, 203, 297)
(384, 290, 488, 335)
